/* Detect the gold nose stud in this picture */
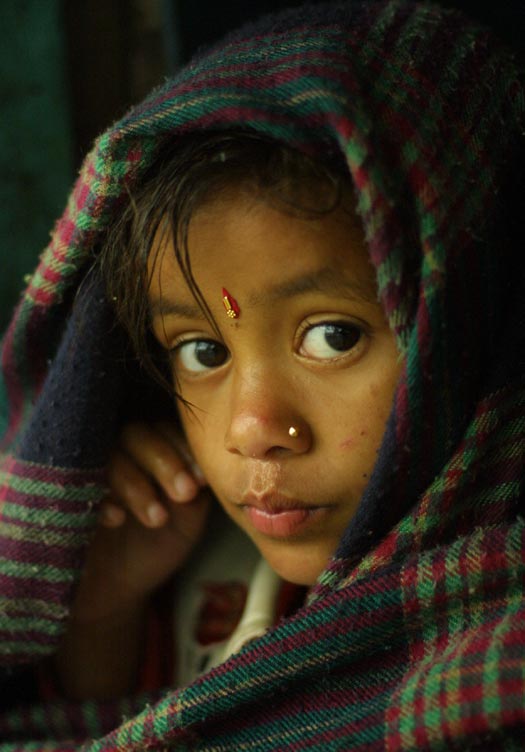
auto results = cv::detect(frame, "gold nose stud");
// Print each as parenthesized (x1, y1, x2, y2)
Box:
(288, 426, 300, 438)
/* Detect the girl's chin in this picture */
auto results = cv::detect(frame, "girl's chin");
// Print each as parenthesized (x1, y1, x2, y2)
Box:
(255, 540, 337, 586)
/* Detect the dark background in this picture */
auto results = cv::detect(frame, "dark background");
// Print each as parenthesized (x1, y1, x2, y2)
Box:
(1, 0, 524, 331)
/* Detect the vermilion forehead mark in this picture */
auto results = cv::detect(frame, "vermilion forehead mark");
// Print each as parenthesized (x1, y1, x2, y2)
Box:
(222, 288, 240, 319)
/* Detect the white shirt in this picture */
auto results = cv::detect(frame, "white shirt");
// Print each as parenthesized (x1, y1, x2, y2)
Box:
(172, 509, 281, 686)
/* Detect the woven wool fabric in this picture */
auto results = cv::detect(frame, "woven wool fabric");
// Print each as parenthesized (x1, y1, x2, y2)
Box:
(1, 1, 525, 749)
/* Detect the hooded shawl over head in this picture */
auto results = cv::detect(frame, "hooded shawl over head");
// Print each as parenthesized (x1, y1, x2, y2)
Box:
(0, 1, 524, 749)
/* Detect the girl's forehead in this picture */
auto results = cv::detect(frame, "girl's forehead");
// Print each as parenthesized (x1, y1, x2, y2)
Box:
(188, 191, 372, 273)
(149, 190, 380, 318)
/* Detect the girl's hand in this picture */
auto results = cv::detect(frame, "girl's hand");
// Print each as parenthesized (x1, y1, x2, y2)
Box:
(55, 421, 209, 699)
(72, 421, 210, 624)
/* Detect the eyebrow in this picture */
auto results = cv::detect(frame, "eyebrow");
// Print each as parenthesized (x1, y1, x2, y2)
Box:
(247, 266, 377, 307)
(149, 298, 203, 319)
(149, 266, 377, 319)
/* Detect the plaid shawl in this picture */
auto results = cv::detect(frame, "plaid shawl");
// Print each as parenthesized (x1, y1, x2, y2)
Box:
(1, 1, 524, 749)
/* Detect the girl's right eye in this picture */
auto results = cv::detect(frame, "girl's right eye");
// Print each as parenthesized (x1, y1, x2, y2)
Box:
(173, 339, 229, 374)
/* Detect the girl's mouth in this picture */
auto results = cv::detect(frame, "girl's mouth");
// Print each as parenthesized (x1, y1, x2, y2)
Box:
(240, 494, 329, 538)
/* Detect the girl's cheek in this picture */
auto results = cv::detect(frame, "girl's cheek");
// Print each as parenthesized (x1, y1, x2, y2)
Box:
(338, 428, 372, 452)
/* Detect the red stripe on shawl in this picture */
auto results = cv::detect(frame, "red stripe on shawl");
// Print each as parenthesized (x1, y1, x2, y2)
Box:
(73, 160, 97, 205)
(25, 287, 55, 308)
(249, 602, 400, 655)
(125, 146, 143, 163)
(40, 264, 63, 287)
(134, 33, 348, 106)
(0, 533, 87, 568)
(0, 573, 67, 605)
(134, 64, 359, 127)
(0, 628, 63, 650)
(172, 52, 358, 92)
(54, 215, 77, 248)
(182, 63, 357, 96)
(2, 456, 104, 485)
(75, 179, 90, 210)
(351, 164, 370, 192)
(366, 526, 401, 572)
(24, 265, 64, 308)
(0, 488, 99, 511)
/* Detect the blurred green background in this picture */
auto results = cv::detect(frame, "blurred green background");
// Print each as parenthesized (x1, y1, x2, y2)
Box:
(0, 1, 72, 331)
(1, 0, 523, 333)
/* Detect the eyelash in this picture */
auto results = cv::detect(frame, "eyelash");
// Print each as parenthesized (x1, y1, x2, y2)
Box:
(170, 319, 367, 375)
(169, 337, 230, 374)
(297, 319, 366, 361)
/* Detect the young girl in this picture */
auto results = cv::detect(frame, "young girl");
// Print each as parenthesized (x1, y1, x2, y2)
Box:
(1, 1, 524, 749)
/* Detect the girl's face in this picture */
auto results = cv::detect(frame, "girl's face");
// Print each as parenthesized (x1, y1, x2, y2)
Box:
(149, 189, 402, 585)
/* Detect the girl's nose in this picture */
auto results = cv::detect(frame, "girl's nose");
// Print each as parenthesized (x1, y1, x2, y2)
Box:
(224, 373, 312, 459)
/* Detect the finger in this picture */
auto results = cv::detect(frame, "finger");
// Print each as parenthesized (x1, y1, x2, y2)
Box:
(154, 421, 208, 487)
(107, 450, 169, 528)
(164, 489, 211, 552)
(120, 422, 200, 502)
(98, 500, 127, 528)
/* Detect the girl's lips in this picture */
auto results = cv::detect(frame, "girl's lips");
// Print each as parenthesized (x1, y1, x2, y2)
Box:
(244, 506, 320, 537)
(240, 495, 328, 538)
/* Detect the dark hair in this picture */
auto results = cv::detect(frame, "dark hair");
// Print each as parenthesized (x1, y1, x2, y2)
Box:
(97, 131, 352, 393)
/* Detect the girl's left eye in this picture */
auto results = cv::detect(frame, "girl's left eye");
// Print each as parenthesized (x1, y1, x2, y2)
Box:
(300, 322, 363, 360)
(174, 339, 229, 374)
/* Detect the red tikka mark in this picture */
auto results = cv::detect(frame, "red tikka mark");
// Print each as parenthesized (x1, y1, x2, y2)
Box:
(222, 288, 240, 319)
